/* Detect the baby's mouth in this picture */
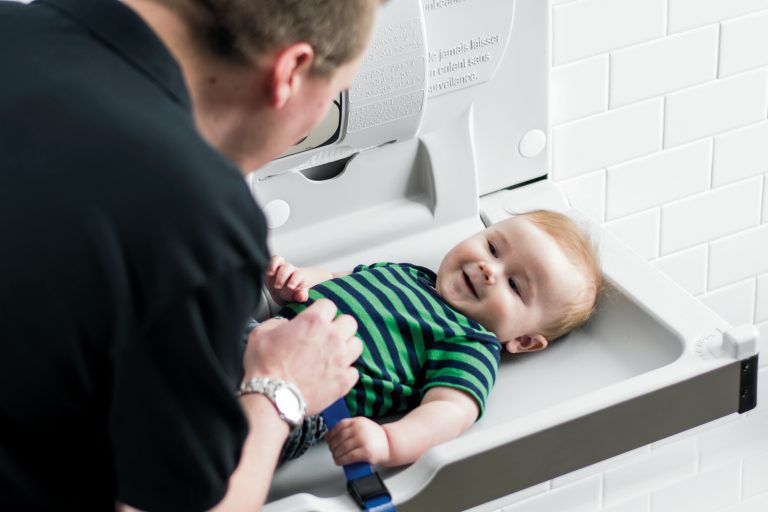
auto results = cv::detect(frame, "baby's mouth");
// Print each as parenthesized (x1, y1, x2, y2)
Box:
(463, 271, 478, 298)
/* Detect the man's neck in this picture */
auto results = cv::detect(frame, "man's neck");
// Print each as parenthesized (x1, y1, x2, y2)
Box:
(121, 0, 199, 85)
(120, 0, 269, 173)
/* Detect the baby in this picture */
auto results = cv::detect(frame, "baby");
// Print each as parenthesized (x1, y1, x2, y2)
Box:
(265, 210, 603, 467)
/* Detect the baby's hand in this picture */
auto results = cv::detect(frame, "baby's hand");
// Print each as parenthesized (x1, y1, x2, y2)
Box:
(266, 255, 309, 304)
(325, 417, 391, 466)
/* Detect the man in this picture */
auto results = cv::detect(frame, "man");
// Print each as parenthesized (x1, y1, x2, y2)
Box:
(0, 0, 381, 510)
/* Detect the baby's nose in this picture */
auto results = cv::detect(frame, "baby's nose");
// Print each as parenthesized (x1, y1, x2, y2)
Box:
(478, 261, 497, 285)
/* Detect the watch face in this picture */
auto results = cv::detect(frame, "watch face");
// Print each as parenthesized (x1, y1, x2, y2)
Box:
(274, 386, 302, 423)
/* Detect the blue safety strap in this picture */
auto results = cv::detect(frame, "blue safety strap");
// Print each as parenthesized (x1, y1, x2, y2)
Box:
(321, 398, 397, 512)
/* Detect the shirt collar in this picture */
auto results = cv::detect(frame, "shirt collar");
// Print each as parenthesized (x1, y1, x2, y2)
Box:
(39, 0, 191, 110)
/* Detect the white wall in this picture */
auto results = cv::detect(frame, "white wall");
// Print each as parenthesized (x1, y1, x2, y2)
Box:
(473, 1, 768, 511)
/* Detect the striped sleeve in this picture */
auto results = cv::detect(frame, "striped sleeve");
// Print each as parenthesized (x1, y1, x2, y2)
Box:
(353, 262, 391, 273)
(422, 337, 500, 418)
(276, 300, 310, 320)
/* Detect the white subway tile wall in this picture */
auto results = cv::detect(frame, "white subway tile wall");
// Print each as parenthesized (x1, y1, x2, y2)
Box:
(699, 279, 756, 327)
(663, 70, 768, 147)
(712, 122, 768, 187)
(653, 245, 708, 295)
(552, 56, 609, 125)
(649, 462, 741, 512)
(602, 438, 697, 508)
(708, 223, 768, 289)
(757, 274, 768, 323)
(763, 177, 768, 222)
(721, 493, 768, 512)
(668, 0, 768, 33)
(501, 476, 600, 512)
(742, 446, 768, 498)
(609, 26, 718, 108)
(553, 99, 663, 179)
(602, 496, 649, 512)
(553, 0, 665, 65)
(759, 321, 768, 366)
(465, 483, 550, 512)
(698, 411, 768, 470)
(605, 139, 711, 220)
(720, 11, 768, 76)
(605, 209, 660, 260)
(558, 169, 606, 222)
(488, 1, 768, 510)
(660, 176, 761, 254)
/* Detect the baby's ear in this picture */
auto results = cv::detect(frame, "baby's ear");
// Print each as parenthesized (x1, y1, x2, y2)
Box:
(504, 334, 548, 354)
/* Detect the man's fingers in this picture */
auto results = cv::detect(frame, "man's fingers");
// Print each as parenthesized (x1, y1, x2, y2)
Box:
(303, 299, 338, 323)
(249, 299, 361, 415)
(331, 313, 358, 340)
(342, 367, 360, 392)
(246, 317, 288, 342)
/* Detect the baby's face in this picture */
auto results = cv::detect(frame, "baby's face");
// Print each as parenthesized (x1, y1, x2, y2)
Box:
(435, 216, 588, 349)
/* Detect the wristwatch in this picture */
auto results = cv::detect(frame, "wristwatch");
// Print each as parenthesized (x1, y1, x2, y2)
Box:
(238, 377, 306, 429)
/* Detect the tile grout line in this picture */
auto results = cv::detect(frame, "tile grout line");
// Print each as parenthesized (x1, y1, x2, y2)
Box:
(695, 434, 701, 474)
(760, 174, 766, 224)
(655, 206, 662, 260)
(708, 137, 715, 190)
(605, 53, 611, 112)
(716, 22, 723, 79)
(753, 277, 759, 324)
(704, 242, 710, 294)
(738, 457, 744, 502)
(599, 473, 604, 510)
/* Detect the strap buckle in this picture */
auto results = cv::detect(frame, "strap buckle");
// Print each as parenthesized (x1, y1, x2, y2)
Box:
(347, 471, 391, 509)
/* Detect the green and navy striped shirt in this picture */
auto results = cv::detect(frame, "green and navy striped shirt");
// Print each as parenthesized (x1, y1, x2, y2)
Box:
(279, 262, 501, 419)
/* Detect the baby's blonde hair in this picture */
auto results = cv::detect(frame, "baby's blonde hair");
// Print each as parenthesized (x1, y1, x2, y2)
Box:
(518, 210, 605, 341)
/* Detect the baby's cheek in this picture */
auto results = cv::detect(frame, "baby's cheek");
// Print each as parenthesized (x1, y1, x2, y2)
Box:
(487, 303, 517, 337)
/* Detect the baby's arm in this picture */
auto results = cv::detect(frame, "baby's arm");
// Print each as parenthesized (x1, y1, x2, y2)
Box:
(266, 255, 348, 304)
(325, 387, 479, 467)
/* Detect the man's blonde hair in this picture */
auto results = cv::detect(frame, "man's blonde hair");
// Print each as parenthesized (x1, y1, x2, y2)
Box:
(519, 210, 604, 341)
(164, 0, 382, 76)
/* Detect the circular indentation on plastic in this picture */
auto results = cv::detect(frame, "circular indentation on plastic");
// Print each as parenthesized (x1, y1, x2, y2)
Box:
(518, 129, 547, 158)
(263, 200, 291, 229)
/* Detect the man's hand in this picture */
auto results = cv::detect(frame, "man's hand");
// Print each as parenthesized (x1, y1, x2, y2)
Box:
(243, 299, 361, 415)
(266, 255, 309, 304)
(325, 417, 391, 466)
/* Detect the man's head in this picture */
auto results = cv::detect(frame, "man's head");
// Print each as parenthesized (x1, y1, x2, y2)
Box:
(435, 210, 604, 353)
(133, 0, 382, 170)
(178, 0, 380, 77)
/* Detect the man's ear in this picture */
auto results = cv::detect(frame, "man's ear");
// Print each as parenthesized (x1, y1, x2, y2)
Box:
(504, 334, 548, 354)
(269, 42, 315, 109)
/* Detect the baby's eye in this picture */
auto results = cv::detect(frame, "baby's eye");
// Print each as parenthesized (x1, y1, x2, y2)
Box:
(508, 278, 519, 294)
(488, 242, 498, 257)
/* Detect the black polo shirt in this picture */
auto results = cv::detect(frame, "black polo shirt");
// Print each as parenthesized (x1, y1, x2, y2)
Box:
(0, 0, 269, 509)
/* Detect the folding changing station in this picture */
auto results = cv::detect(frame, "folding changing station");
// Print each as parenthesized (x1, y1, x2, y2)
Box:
(249, 1, 760, 510)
